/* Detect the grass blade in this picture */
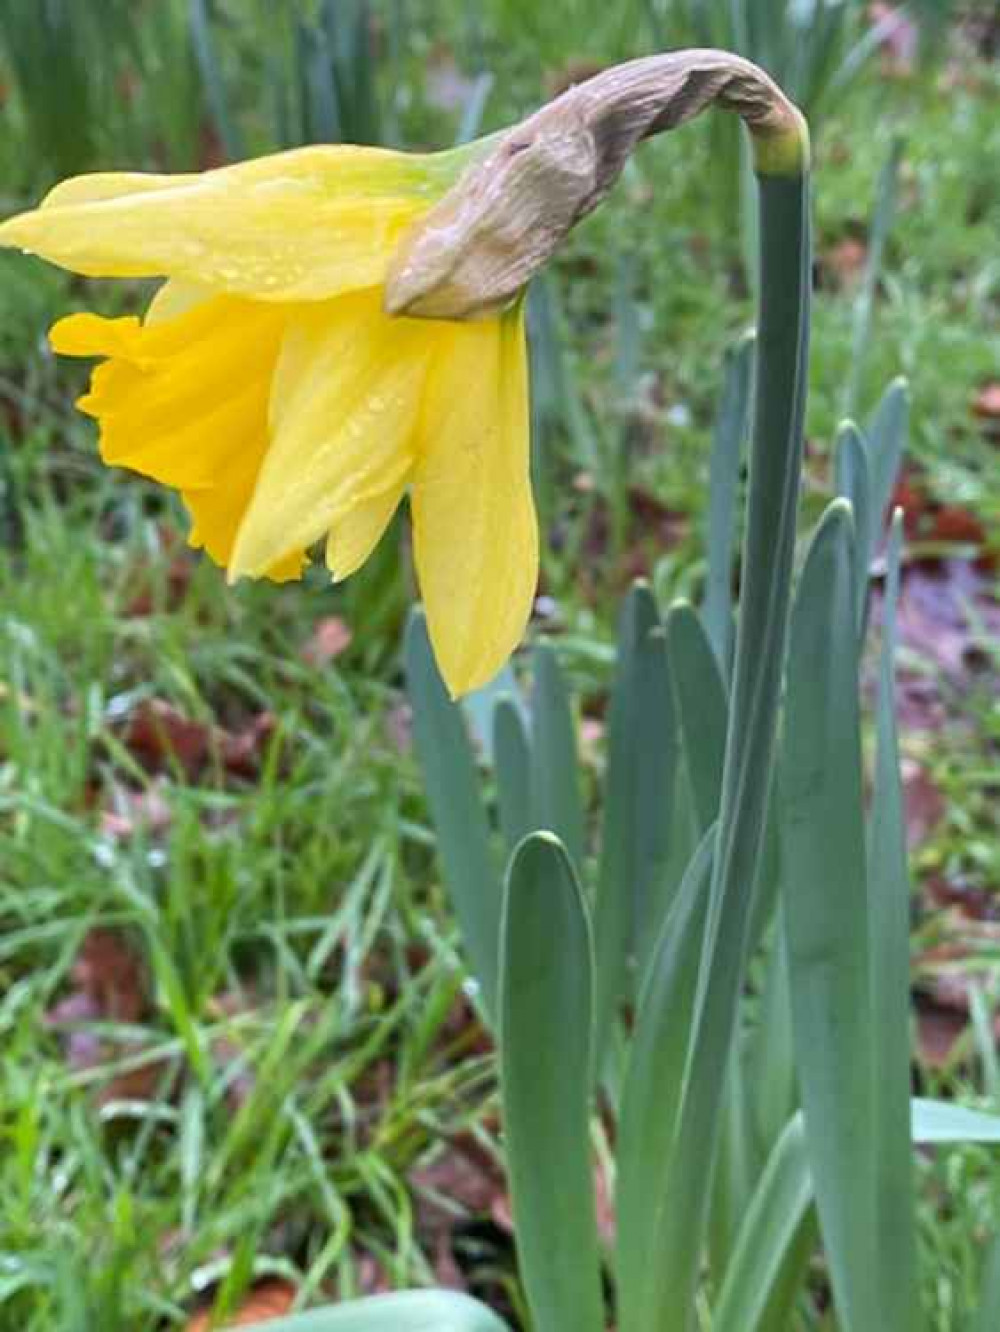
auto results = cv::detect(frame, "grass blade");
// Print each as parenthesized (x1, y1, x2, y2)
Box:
(782, 500, 879, 1331)
(530, 642, 586, 871)
(405, 610, 501, 1020)
(500, 834, 604, 1332)
(972, 1234, 1000, 1332)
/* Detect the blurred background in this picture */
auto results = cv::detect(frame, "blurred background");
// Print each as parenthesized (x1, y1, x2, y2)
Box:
(0, 2, 998, 1328)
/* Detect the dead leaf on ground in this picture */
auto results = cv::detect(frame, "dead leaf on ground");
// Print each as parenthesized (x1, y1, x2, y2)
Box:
(901, 759, 947, 849)
(894, 562, 1000, 680)
(68, 928, 146, 1024)
(972, 381, 1000, 428)
(914, 992, 968, 1068)
(869, 2, 919, 74)
(301, 616, 353, 667)
(99, 781, 173, 841)
(185, 1279, 297, 1331)
(412, 1133, 511, 1286)
(121, 700, 275, 780)
(44, 929, 178, 1106)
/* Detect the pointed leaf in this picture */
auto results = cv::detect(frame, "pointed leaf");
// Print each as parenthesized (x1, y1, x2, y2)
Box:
(865, 376, 909, 535)
(703, 334, 755, 676)
(406, 611, 500, 1019)
(666, 601, 728, 832)
(595, 583, 672, 1058)
(867, 511, 919, 1327)
(492, 695, 533, 851)
(782, 500, 879, 1331)
(530, 643, 586, 871)
(834, 421, 873, 630)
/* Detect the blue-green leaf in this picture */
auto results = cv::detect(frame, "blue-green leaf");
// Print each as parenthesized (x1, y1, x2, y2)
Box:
(492, 694, 533, 851)
(595, 583, 669, 1058)
(500, 834, 604, 1332)
(711, 1116, 813, 1332)
(834, 421, 873, 631)
(911, 1099, 1000, 1144)
(867, 512, 919, 1328)
(782, 501, 879, 1331)
(703, 334, 755, 677)
(530, 643, 586, 871)
(406, 611, 500, 1020)
(666, 601, 728, 832)
(254, 1291, 511, 1332)
(615, 826, 716, 1332)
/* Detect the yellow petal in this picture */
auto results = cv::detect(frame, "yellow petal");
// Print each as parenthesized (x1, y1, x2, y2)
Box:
(410, 306, 537, 696)
(230, 290, 432, 579)
(50, 312, 142, 359)
(55, 297, 305, 580)
(0, 145, 465, 301)
(145, 278, 210, 325)
(325, 486, 405, 583)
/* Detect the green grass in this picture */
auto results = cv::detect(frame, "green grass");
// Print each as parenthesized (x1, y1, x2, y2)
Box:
(1, 5, 999, 1328)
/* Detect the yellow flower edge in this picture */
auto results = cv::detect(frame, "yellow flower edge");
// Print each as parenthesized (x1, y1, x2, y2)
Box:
(0, 142, 537, 697)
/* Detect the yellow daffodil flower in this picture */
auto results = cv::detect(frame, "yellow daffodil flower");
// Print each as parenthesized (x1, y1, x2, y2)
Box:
(0, 144, 536, 696)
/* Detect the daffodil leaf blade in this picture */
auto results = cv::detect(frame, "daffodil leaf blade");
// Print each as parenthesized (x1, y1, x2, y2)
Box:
(711, 1115, 813, 1332)
(529, 642, 586, 871)
(500, 833, 604, 1332)
(405, 609, 501, 1021)
(250, 1291, 511, 1332)
(492, 694, 533, 851)
(782, 500, 881, 1331)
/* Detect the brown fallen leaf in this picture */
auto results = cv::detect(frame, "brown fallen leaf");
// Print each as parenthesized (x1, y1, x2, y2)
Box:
(914, 992, 967, 1069)
(901, 759, 947, 849)
(45, 928, 173, 1108)
(99, 782, 173, 841)
(972, 381, 1000, 425)
(218, 712, 277, 780)
(69, 928, 146, 1025)
(301, 615, 353, 667)
(185, 1279, 297, 1331)
(120, 700, 275, 780)
(123, 700, 212, 776)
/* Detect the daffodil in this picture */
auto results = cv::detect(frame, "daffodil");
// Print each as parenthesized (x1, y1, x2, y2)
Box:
(0, 144, 536, 696)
